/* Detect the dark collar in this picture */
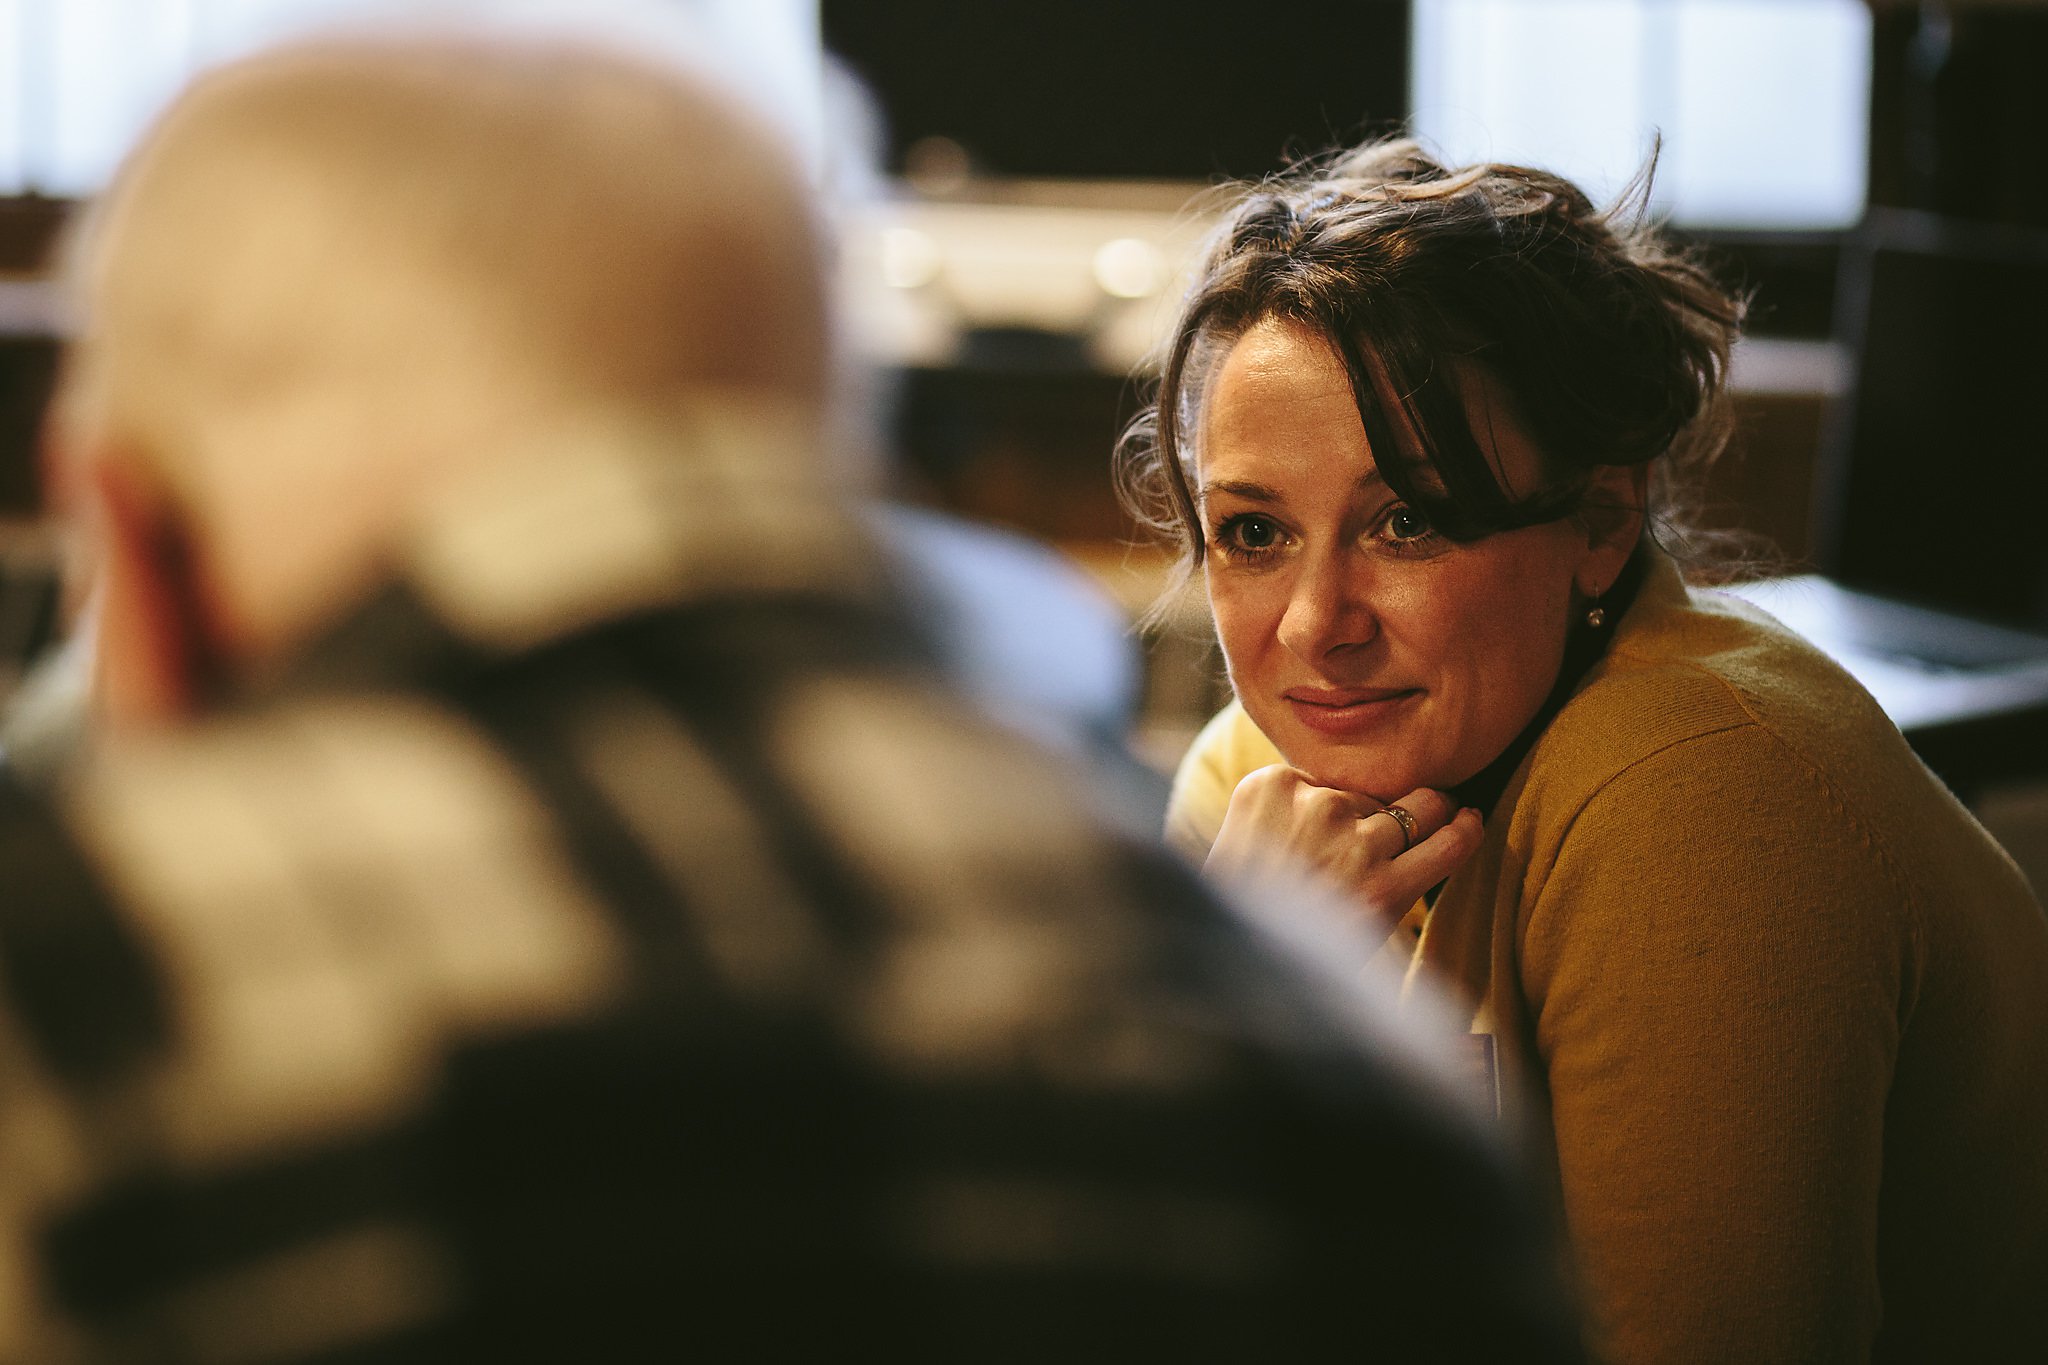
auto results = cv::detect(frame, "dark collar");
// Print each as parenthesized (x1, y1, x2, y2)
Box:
(272, 575, 930, 710)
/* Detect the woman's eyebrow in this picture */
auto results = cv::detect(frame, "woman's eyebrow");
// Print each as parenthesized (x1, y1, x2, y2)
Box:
(1200, 478, 1283, 503)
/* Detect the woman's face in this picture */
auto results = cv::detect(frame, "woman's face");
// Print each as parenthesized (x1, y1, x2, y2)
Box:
(1197, 317, 1622, 803)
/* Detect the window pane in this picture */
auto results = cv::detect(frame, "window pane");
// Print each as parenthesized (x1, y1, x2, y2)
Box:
(1411, 0, 1871, 230)
(1, 0, 823, 196)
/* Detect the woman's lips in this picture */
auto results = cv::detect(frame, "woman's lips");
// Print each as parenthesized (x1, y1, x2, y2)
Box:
(1283, 687, 1420, 737)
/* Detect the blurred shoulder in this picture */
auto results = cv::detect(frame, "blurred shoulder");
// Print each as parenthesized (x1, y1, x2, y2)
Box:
(67, 694, 606, 951)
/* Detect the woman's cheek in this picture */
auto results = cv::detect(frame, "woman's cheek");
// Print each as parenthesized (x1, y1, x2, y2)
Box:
(1206, 582, 1264, 663)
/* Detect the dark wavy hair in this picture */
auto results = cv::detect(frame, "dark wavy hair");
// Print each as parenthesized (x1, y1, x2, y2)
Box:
(1116, 138, 1747, 594)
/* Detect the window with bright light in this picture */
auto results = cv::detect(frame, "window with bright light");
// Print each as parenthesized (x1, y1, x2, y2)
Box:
(1410, 0, 1872, 231)
(0, 0, 823, 197)
(0, 0, 366, 196)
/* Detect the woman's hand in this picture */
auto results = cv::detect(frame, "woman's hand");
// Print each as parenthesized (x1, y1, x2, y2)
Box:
(1205, 764, 1483, 935)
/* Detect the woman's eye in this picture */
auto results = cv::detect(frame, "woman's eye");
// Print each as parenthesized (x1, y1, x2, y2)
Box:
(1214, 514, 1284, 558)
(1234, 516, 1279, 548)
(1385, 505, 1434, 542)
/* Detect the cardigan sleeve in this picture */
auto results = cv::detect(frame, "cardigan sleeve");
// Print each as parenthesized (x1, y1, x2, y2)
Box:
(1518, 722, 1909, 1365)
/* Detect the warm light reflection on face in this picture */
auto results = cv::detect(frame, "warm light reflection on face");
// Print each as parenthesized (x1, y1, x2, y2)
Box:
(1197, 317, 1597, 803)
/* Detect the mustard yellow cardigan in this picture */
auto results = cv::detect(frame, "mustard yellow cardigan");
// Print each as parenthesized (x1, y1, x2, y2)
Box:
(1168, 551, 2048, 1364)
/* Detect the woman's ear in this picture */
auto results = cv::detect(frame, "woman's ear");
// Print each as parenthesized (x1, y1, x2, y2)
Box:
(88, 455, 222, 728)
(1575, 463, 1647, 596)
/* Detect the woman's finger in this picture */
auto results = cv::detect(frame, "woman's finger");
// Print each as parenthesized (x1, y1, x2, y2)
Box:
(1208, 769, 1484, 934)
(1353, 786, 1458, 857)
(1363, 806, 1484, 910)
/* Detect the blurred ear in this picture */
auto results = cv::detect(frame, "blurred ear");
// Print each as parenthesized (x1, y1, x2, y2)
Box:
(1575, 463, 1647, 597)
(88, 455, 223, 728)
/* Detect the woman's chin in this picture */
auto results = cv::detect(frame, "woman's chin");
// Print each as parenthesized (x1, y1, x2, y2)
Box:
(1257, 708, 1445, 798)
(1286, 750, 1416, 804)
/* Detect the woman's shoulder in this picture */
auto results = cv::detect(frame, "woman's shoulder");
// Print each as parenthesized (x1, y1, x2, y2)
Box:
(1550, 558, 1902, 791)
(1523, 565, 2024, 915)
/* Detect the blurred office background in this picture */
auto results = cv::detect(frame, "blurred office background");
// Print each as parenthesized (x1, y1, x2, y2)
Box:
(1, 0, 2045, 870)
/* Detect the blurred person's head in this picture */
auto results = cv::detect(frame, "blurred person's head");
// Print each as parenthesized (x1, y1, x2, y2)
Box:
(1117, 139, 1744, 801)
(53, 15, 829, 726)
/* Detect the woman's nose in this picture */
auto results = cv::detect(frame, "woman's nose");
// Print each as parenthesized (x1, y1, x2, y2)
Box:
(1275, 548, 1378, 662)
